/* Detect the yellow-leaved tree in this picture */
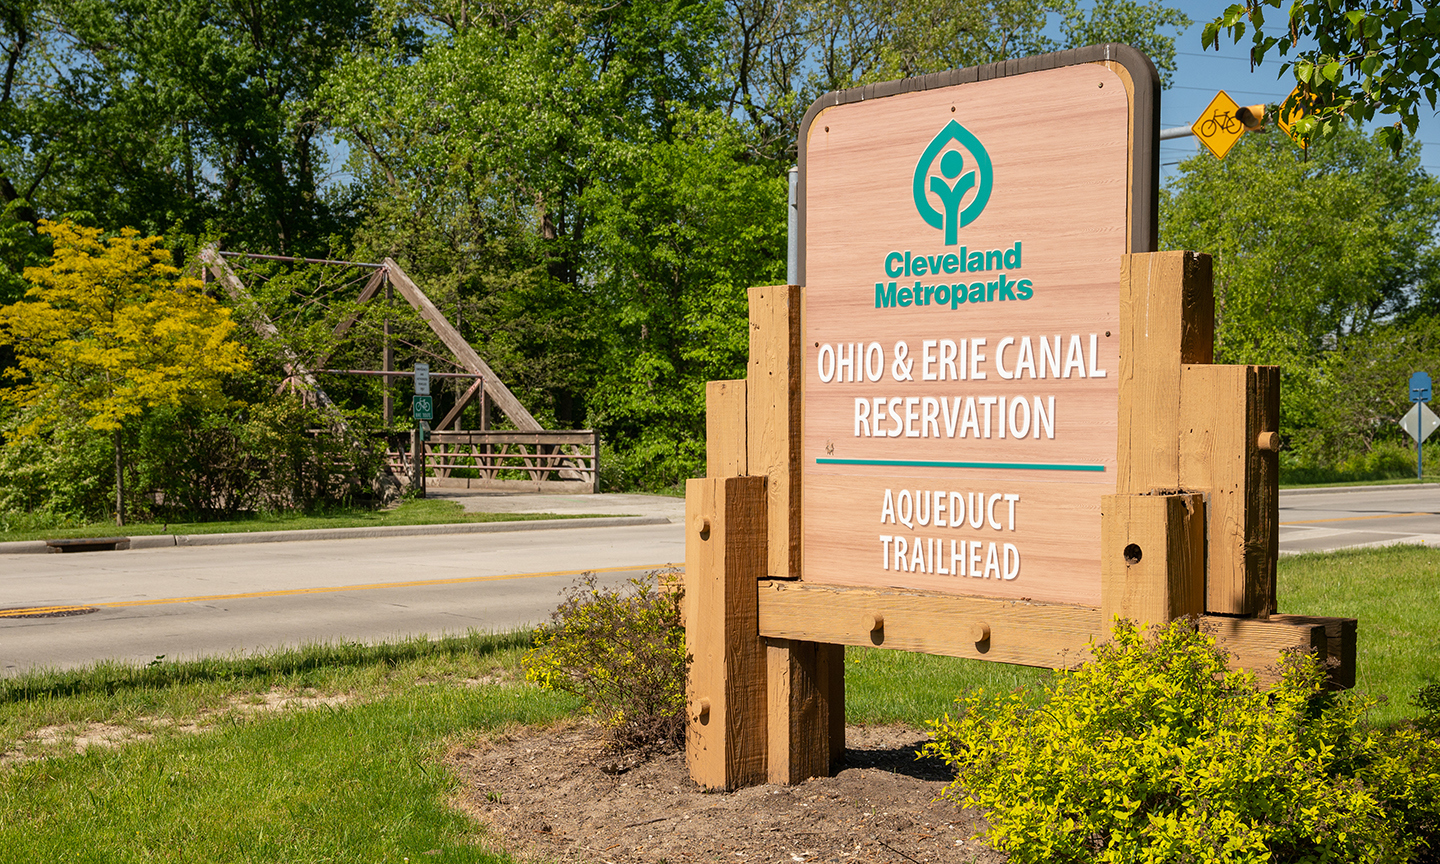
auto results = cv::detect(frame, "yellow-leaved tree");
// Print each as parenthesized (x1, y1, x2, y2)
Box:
(0, 220, 250, 525)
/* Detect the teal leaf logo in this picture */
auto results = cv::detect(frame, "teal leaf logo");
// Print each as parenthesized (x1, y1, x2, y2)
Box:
(913, 120, 993, 245)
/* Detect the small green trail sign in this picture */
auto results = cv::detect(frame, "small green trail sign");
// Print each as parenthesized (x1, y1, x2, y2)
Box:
(412, 395, 433, 421)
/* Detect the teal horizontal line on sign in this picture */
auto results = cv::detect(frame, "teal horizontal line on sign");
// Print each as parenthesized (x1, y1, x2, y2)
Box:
(815, 458, 1106, 472)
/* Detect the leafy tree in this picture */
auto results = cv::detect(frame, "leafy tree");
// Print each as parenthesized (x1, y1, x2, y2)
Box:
(1204, 0, 1440, 152)
(0, 220, 250, 524)
(1314, 316, 1440, 456)
(319, 0, 766, 482)
(719, 0, 1191, 164)
(1161, 127, 1440, 460)
(581, 114, 786, 486)
(0, 0, 377, 252)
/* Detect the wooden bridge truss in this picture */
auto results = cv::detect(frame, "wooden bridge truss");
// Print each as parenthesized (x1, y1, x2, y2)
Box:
(197, 246, 596, 491)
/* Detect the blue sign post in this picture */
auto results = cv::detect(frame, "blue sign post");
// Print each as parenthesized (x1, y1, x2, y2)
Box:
(1410, 372, 1432, 480)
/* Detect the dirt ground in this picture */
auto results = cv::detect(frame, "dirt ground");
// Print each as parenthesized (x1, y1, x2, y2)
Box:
(447, 722, 1003, 864)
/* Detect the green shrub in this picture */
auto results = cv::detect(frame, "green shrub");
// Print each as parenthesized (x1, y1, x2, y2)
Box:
(1281, 439, 1438, 486)
(922, 619, 1440, 863)
(1417, 684, 1440, 737)
(523, 569, 687, 752)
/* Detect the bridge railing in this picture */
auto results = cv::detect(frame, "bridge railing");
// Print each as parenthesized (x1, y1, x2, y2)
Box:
(384, 430, 600, 493)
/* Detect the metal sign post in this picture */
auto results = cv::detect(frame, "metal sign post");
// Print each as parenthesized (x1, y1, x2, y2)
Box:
(1404, 371, 1434, 480)
(412, 365, 432, 496)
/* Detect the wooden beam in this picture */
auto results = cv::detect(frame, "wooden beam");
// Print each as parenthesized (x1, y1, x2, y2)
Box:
(329, 267, 387, 342)
(706, 380, 748, 478)
(1117, 252, 1213, 492)
(383, 259, 542, 432)
(313, 268, 388, 374)
(756, 581, 1347, 686)
(766, 639, 844, 783)
(1181, 364, 1281, 615)
(747, 285, 802, 580)
(686, 476, 769, 791)
(1202, 615, 1326, 684)
(1100, 492, 1206, 628)
(758, 580, 1101, 668)
(199, 246, 345, 422)
(1270, 614, 1357, 689)
(435, 377, 484, 431)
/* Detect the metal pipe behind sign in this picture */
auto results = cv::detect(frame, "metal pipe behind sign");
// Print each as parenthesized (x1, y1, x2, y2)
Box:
(787, 167, 799, 286)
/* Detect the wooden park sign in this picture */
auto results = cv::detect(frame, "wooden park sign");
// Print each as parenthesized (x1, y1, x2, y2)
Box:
(684, 44, 1357, 791)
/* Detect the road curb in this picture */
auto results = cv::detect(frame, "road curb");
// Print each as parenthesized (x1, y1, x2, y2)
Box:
(0, 515, 673, 556)
(1280, 483, 1440, 496)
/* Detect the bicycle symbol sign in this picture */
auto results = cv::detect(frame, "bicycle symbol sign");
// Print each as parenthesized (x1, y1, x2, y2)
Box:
(1191, 90, 1244, 159)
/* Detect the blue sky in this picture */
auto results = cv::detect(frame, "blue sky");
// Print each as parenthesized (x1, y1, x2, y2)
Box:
(1155, 0, 1439, 183)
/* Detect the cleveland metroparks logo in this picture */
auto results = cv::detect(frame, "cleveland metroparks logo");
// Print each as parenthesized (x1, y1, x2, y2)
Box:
(912, 120, 993, 245)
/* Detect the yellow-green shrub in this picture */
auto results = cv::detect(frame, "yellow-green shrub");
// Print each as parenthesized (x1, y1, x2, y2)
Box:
(922, 619, 1440, 863)
(523, 569, 686, 751)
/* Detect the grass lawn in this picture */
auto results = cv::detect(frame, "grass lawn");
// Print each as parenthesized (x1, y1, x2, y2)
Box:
(846, 643, 1052, 726)
(0, 498, 610, 543)
(0, 633, 577, 863)
(1279, 543, 1440, 725)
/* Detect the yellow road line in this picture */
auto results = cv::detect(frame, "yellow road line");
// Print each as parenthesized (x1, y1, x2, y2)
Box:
(0, 605, 95, 618)
(0, 562, 680, 618)
(1281, 512, 1431, 526)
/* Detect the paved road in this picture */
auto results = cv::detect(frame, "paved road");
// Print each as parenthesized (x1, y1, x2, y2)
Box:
(1, 522, 683, 675)
(2, 485, 1430, 675)
(1279, 484, 1440, 555)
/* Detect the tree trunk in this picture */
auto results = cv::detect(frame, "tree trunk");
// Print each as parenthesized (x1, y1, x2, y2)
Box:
(114, 428, 125, 527)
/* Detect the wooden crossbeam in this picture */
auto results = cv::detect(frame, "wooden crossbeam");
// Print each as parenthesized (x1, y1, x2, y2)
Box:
(434, 377, 483, 430)
(382, 259, 542, 432)
(325, 267, 388, 344)
(199, 247, 346, 426)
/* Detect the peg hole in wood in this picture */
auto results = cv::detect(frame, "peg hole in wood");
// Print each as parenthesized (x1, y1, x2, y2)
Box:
(1123, 543, 1142, 566)
(972, 621, 991, 643)
(697, 697, 711, 724)
(695, 515, 711, 540)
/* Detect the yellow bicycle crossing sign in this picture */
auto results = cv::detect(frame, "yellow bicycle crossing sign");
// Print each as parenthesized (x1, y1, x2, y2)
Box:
(1191, 90, 1245, 159)
(1276, 85, 1311, 150)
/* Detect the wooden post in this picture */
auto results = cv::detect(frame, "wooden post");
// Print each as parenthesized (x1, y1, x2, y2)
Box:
(746, 285, 802, 580)
(746, 286, 845, 784)
(1181, 364, 1280, 615)
(706, 380, 748, 478)
(590, 430, 601, 494)
(383, 281, 394, 427)
(1100, 492, 1206, 627)
(1100, 251, 1213, 630)
(700, 379, 749, 633)
(1116, 251, 1214, 494)
(685, 475, 769, 791)
(767, 639, 844, 783)
(691, 300, 845, 789)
